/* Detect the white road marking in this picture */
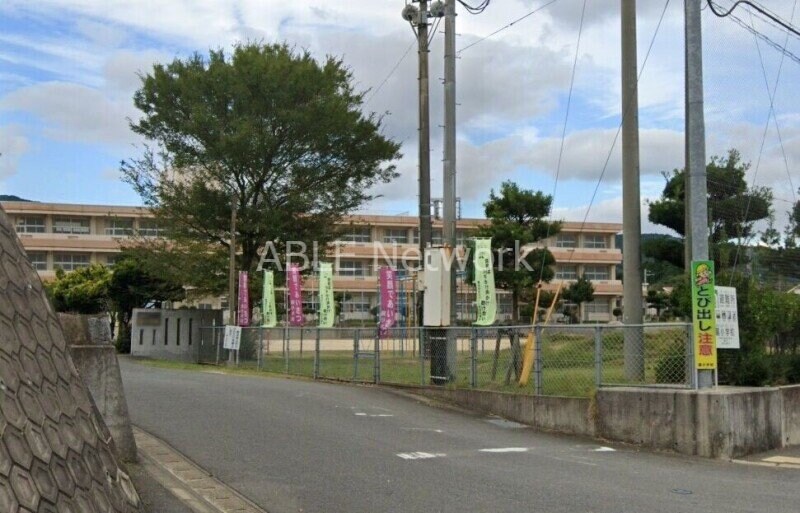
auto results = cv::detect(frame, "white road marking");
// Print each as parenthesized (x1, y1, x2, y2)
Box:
(401, 428, 444, 433)
(354, 413, 394, 417)
(354, 413, 367, 416)
(479, 447, 529, 453)
(396, 452, 446, 460)
(593, 447, 616, 452)
(763, 456, 800, 465)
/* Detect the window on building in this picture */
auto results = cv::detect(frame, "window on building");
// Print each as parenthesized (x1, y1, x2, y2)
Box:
(337, 261, 366, 277)
(555, 264, 578, 280)
(53, 253, 90, 271)
(383, 229, 409, 244)
(412, 229, 419, 244)
(138, 219, 165, 237)
(105, 254, 122, 267)
(498, 297, 513, 315)
(105, 217, 134, 236)
(27, 252, 48, 271)
(456, 230, 469, 247)
(585, 299, 610, 314)
(220, 296, 229, 309)
(15, 216, 45, 234)
(555, 234, 577, 248)
(432, 229, 443, 245)
(53, 217, 90, 235)
(583, 234, 607, 249)
(343, 299, 372, 313)
(338, 226, 371, 243)
(583, 265, 610, 281)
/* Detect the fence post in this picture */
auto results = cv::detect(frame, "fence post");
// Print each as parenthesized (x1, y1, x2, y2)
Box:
(374, 330, 381, 385)
(470, 328, 478, 388)
(594, 326, 603, 388)
(419, 327, 426, 386)
(314, 328, 320, 379)
(534, 325, 543, 396)
(258, 327, 264, 371)
(686, 323, 696, 389)
(284, 328, 290, 375)
(353, 329, 360, 381)
(215, 327, 221, 366)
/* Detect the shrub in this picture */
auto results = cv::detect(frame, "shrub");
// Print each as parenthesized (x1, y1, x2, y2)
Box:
(655, 351, 685, 384)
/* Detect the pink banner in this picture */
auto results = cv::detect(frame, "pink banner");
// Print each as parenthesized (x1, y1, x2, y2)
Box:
(379, 267, 397, 338)
(287, 264, 305, 326)
(237, 271, 250, 327)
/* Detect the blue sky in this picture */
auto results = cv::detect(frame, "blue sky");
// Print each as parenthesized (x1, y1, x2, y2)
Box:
(1, 0, 799, 234)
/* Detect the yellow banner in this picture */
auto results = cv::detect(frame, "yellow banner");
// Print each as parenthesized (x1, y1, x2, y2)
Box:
(691, 260, 717, 370)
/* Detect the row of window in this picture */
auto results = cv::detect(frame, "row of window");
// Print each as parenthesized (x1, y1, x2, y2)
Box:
(338, 227, 470, 246)
(554, 233, 609, 249)
(26, 252, 120, 271)
(14, 216, 164, 236)
(554, 264, 612, 281)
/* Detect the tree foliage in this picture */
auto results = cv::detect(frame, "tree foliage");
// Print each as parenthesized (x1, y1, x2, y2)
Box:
(45, 265, 112, 314)
(562, 275, 594, 322)
(122, 43, 401, 294)
(477, 181, 561, 322)
(648, 149, 772, 245)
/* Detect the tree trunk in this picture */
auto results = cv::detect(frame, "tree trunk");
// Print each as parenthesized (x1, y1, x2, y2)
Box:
(512, 289, 519, 324)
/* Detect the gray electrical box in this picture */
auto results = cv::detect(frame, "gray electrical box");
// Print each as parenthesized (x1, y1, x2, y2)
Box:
(422, 247, 452, 327)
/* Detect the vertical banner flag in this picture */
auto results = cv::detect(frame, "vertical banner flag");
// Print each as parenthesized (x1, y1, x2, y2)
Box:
(474, 238, 497, 326)
(379, 266, 397, 338)
(237, 271, 250, 327)
(318, 263, 335, 328)
(262, 270, 277, 328)
(287, 264, 305, 326)
(691, 260, 717, 370)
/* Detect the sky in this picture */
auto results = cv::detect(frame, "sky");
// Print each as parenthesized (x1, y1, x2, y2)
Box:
(1, 0, 799, 237)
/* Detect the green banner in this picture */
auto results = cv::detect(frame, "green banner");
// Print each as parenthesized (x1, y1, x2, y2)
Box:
(318, 262, 335, 328)
(691, 260, 717, 370)
(261, 270, 277, 328)
(474, 238, 496, 326)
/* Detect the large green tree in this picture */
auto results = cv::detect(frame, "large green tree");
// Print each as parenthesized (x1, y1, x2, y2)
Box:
(477, 181, 560, 322)
(562, 275, 594, 323)
(648, 149, 772, 270)
(45, 265, 112, 314)
(122, 43, 401, 294)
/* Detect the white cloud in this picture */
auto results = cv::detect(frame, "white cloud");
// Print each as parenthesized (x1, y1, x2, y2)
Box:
(0, 82, 138, 145)
(0, 125, 29, 179)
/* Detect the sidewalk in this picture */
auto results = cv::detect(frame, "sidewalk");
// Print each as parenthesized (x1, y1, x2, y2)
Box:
(734, 445, 800, 469)
(132, 426, 268, 513)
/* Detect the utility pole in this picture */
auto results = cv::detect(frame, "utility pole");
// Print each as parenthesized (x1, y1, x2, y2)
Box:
(228, 194, 237, 364)
(442, 0, 458, 380)
(417, 0, 433, 261)
(621, 0, 644, 380)
(443, 0, 457, 325)
(685, 0, 712, 388)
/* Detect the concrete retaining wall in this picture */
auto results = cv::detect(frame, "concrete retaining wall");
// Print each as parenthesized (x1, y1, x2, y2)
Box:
(596, 387, 784, 459)
(782, 385, 800, 446)
(410, 384, 800, 460)
(60, 313, 139, 463)
(413, 388, 595, 438)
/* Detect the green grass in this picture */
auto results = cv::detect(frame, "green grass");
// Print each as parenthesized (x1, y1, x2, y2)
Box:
(151, 327, 689, 398)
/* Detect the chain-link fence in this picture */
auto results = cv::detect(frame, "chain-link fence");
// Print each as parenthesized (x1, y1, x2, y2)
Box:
(196, 323, 693, 397)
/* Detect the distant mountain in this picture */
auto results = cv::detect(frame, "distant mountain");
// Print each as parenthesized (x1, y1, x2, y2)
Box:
(0, 195, 32, 202)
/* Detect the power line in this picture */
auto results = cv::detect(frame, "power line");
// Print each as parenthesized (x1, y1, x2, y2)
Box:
(457, 0, 491, 15)
(364, 41, 415, 106)
(456, 0, 559, 55)
(708, 2, 800, 67)
(706, 0, 800, 39)
(537, 0, 587, 284)
(574, 0, 672, 247)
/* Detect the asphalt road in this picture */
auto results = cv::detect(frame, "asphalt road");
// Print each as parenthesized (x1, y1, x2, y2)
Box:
(120, 358, 800, 513)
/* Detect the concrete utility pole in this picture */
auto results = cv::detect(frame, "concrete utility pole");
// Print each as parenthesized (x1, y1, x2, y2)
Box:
(418, 0, 433, 261)
(443, 0, 457, 326)
(621, 0, 645, 380)
(685, 0, 712, 388)
(228, 194, 237, 364)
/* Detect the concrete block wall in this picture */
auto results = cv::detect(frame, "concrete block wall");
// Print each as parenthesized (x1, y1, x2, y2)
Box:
(130, 308, 222, 362)
(782, 385, 800, 446)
